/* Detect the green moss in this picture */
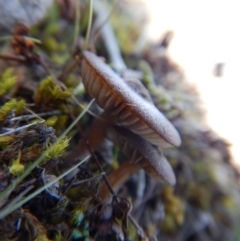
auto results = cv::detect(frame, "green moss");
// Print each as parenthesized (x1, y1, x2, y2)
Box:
(0, 136, 15, 148)
(45, 116, 58, 127)
(9, 152, 25, 176)
(0, 99, 25, 122)
(0, 68, 17, 96)
(161, 187, 185, 233)
(46, 137, 70, 159)
(34, 77, 72, 110)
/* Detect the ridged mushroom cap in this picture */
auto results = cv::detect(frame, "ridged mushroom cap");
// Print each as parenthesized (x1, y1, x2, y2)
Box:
(81, 51, 181, 148)
(106, 126, 176, 185)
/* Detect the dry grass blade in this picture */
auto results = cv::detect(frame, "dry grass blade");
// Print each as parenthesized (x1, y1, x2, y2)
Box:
(0, 120, 45, 137)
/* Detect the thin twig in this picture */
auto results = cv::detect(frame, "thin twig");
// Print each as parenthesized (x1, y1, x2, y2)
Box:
(63, 172, 105, 188)
(62, 176, 76, 195)
(57, 55, 80, 82)
(36, 54, 57, 81)
(0, 54, 26, 62)
(0, 120, 45, 136)
(65, 102, 116, 197)
(128, 214, 146, 239)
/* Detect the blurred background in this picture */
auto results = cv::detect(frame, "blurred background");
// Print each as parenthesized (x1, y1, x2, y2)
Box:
(141, 0, 240, 168)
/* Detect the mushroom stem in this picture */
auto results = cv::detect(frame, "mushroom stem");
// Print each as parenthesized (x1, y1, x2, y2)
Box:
(98, 160, 141, 201)
(63, 111, 116, 164)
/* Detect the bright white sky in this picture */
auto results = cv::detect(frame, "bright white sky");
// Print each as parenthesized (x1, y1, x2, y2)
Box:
(141, 0, 240, 166)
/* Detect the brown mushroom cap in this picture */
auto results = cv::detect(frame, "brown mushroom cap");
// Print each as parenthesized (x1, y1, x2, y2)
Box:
(106, 126, 176, 185)
(81, 51, 181, 148)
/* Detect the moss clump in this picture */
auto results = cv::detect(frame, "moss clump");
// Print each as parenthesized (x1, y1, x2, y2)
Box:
(9, 152, 24, 176)
(161, 187, 185, 233)
(46, 137, 70, 159)
(0, 99, 25, 122)
(0, 68, 17, 96)
(34, 76, 72, 110)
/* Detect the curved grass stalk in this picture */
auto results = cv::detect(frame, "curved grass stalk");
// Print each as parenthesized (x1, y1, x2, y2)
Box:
(1, 185, 34, 213)
(0, 155, 90, 219)
(71, 95, 107, 121)
(73, 0, 81, 46)
(0, 36, 42, 44)
(0, 99, 95, 202)
(83, 0, 93, 49)
(58, 0, 93, 81)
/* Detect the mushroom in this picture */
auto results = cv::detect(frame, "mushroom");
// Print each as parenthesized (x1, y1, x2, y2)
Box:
(81, 51, 181, 148)
(64, 51, 181, 162)
(98, 126, 176, 200)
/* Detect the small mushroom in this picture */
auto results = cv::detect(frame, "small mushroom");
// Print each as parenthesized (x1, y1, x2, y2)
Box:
(81, 51, 181, 148)
(98, 126, 176, 201)
(64, 51, 181, 163)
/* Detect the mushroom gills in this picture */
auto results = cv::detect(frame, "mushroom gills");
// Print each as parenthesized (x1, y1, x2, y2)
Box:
(96, 84, 111, 107)
(119, 113, 139, 126)
(81, 60, 91, 86)
(86, 71, 97, 96)
(111, 102, 126, 116)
